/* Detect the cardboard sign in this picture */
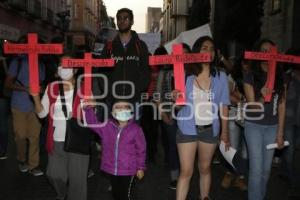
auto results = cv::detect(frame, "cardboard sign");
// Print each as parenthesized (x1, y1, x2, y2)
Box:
(3, 33, 63, 93)
(245, 46, 300, 102)
(62, 53, 114, 98)
(149, 44, 211, 105)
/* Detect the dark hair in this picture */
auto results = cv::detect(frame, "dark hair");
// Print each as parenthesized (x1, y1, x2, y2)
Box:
(231, 50, 250, 95)
(154, 46, 168, 55)
(18, 34, 45, 44)
(251, 39, 285, 99)
(18, 35, 27, 43)
(112, 98, 132, 108)
(182, 43, 191, 53)
(51, 36, 64, 43)
(253, 38, 275, 51)
(181, 43, 194, 75)
(153, 46, 171, 69)
(117, 8, 134, 21)
(190, 36, 218, 76)
(283, 48, 300, 72)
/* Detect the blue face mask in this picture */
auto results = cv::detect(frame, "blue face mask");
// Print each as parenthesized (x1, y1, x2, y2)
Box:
(113, 110, 133, 121)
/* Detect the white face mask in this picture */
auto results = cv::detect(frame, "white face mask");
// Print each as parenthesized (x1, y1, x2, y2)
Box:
(112, 109, 133, 122)
(57, 66, 74, 80)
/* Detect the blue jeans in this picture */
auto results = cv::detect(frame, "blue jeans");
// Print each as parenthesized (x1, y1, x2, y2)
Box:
(0, 98, 9, 155)
(244, 121, 278, 200)
(280, 124, 300, 186)
(229, 121, 247, 158)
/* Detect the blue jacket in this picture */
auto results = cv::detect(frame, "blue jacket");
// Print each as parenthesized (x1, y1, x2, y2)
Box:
(177, 71, 230, 136)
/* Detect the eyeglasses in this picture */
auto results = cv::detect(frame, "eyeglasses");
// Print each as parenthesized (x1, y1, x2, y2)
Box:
(117, 16, 130, 21)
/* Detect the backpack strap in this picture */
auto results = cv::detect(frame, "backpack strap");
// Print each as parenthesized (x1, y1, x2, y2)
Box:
(135, 39, 142, 56)
(58, 82, 77, 120)
(107, 40, 113, 56)
(15, 57, 24, 86)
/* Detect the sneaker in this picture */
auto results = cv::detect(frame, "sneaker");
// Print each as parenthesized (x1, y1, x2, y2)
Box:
(0, 154, 8, 160)
(234, 176, 247, 191)
(87, 169, 95, 178)
(221, 172, 234, 189)
(29, 167, 44, 176)
(18, 162, 29, 173)
(169, 180, 177, 190)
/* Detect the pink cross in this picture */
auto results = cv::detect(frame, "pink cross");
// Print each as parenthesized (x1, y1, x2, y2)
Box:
(245, 46, 300, 102)
(149, 44, 211, 104)
(4, 33, 63, 93)
(62, 53, 114, 98)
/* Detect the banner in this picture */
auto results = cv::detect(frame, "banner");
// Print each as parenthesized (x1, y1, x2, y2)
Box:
(138, 33, 161, 55)
(164, 24, 212, 54)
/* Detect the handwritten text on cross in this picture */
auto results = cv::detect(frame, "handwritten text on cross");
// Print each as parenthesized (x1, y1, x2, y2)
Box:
(245, 46, 300, 102)
(62, 53, 114, 98)
(4, 33, 63, 93)
(149, 44, 211, 104)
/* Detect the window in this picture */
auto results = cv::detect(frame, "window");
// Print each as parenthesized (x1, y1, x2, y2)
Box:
(271, 0, 281, 14)
(74, 3, 78, 19)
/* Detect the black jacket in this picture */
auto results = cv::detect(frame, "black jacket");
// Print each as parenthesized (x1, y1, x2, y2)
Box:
(96, 31, 151, 106)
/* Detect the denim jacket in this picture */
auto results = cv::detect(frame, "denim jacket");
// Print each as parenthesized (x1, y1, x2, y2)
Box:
(177, 71, 230, 136)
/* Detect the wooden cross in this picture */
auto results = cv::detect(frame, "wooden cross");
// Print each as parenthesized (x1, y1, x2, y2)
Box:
(149, 44, 211, 104)
(3, 33, 63, 93)
(245, 46, 300, 102)
(62, 53, 114, 98)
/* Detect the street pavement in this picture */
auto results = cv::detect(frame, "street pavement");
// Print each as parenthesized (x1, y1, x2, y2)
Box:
(0, 120, 299, 200)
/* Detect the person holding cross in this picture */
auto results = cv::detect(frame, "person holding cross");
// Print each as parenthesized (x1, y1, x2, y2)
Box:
(243, 39, 286, 200)
(30, 54, 90, 200)
(174, 36, 230, 200)
(153, 44, 192, 190)
(4, 35, 45, 176)
(279, 48, 300, 197)
(96, 8, 151, 114)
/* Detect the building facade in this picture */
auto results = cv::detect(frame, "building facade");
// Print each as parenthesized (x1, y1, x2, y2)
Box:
(0, 0, 102, 52)
(261, 0, 300, 51)
(0, 0, 67, 42)
(211, 0, 300, 57)
(66, 0, 101, 51)
(161, 0, 300, 56)
(161, 0, 192, 43)
(146, 7, 162, 33)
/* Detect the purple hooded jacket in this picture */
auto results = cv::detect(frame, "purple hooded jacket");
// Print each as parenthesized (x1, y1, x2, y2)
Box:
(84, 107, 146, 176)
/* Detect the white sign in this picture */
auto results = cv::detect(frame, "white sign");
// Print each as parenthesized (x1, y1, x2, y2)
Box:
(219, 141, 237, 169)
(0, 24, 20, 41)
(164, 24, 212, 54)
(138, 33, 161, 55)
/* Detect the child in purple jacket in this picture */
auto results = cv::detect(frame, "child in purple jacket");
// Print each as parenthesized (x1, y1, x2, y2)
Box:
(84, 99, 146, 200)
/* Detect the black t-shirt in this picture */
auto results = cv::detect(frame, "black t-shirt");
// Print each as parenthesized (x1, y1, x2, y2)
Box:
(243, 72, 279, 125)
